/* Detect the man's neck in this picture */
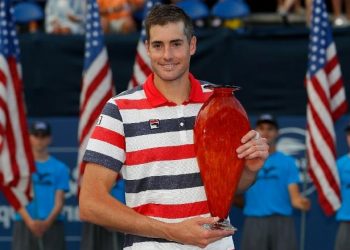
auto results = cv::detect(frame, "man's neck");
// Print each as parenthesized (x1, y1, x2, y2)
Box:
(33, 151, 49, 162)
(154, 75, 191, 105)
(269, 144, 276, 154)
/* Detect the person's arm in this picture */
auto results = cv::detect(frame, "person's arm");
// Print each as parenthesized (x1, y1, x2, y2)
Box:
(17, 207, 42, 237)
(236, 130, 269, 193)
(40, 190, 65, 233)
(288, 184, 311, 211)
(80, 163, 234, 248)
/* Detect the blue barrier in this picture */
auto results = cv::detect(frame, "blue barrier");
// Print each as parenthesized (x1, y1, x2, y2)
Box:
(1, 115, 348, 250)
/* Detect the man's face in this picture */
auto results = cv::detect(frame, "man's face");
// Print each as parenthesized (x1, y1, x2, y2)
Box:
(256, 122, 278, 145)
(346, 132, 350, 148)
(30, 133, 51, 152)
(146, 21, 196, 83)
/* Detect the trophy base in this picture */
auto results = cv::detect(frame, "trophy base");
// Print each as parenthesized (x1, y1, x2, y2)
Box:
(203, 219, 237, 231)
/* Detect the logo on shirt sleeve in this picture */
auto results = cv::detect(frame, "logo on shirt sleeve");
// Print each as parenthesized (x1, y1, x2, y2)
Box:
(97, 115, 103, 125)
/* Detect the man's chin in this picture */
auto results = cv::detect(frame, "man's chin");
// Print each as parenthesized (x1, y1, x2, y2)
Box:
(157, 73, 179, 82)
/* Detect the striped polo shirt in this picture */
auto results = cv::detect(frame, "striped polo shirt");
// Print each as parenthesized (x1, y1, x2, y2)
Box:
(83, 73, 235, 250)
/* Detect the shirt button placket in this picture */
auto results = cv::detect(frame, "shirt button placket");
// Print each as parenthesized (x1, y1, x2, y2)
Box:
(177, 106, 187, 142)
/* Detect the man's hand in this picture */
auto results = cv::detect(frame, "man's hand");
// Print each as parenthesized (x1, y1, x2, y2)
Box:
(237, 130, 269, 172)
(236, 130, 269, 192)
(166, 217, 234, 248)
(37, 220, 52, 236)
(26, 219, 43, 238)
(293, 196, 311, 211)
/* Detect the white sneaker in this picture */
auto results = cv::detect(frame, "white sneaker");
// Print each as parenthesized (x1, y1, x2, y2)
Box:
(333, 16, 350, 27)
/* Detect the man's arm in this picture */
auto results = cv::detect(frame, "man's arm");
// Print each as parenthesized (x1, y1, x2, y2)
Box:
(288, 184, 311, 211)
(17, 207, 42, 237)
(79, 162, 234, 248)
(236, 130, 269, 193)
(39, 190, 65, 234)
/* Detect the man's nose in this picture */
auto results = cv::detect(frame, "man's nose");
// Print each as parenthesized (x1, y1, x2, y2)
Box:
(163, 46, 173, 60)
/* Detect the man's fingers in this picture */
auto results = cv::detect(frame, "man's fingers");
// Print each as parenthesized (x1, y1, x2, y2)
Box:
(240, 130, 258, 144)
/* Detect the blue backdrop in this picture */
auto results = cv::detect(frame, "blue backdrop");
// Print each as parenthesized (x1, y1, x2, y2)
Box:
(0, 115, 349, 250)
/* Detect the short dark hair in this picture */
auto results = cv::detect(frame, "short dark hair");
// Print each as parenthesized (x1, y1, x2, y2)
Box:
(145, 4, 194, 42)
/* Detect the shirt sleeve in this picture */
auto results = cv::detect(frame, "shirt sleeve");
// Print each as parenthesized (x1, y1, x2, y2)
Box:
(287, 156, 301, 185)
(83, 98, 126, 173)
(56, 163, 70, 192)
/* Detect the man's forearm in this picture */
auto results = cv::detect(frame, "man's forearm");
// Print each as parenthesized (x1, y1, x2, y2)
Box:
(79, 190, 173, 241)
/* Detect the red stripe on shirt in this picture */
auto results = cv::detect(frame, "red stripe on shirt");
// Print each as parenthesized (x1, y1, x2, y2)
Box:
(126, 144, 195, 165)
(133, 201, 209, 219)
(91, 126, 125, 150)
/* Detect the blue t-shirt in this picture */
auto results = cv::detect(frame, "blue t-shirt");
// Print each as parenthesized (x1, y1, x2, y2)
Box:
(111, 178, 126, 204)
(15, 156, 70, 221)
(243, 151, 300, 216)
(336, 154, 350, 221)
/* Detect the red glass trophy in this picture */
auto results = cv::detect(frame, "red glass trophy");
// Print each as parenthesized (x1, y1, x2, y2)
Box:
(194, 85, 250, 230)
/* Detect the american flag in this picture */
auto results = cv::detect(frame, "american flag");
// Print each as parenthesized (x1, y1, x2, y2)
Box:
(0, 0, 35, 210)
(306, 0, 347, 215)
(127, 0, 160, 89)
(77, 0, 114, 188)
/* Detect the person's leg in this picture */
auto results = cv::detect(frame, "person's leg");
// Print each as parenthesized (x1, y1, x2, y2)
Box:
(345, 0, 350, 19)
(305, 0, 313, 26)
(80, 222, 95, 250)
(294, 0, 306, 14)
(81, 222, 124, 250)
(42, 221, 66, 250)
(270, 215, 297, 250)
(332, 0, 342, 18)
(277, 0, 285, 11)
(12, 221, 38, 250)
(282, 0, 298, 13)
(334, 222, 350, 250)
(241, 217, 269, 250)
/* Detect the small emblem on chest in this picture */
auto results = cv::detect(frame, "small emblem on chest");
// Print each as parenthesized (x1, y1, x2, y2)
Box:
(149, 119, 160, 129)
(97, 115, 103, 125)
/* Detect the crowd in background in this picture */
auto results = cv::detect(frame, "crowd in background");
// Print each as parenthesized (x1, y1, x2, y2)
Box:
(11, 0, 350, 35)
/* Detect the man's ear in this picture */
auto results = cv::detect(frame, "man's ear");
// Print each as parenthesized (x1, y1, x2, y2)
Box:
(190, 36, 197, 56)
(145, 40, 150, 55)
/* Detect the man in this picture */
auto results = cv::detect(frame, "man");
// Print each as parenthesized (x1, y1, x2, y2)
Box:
(97, 0, 143, 34)
(45, 0, 86, 34)
(241, 114, 311, 250)
(334, 124, 350, 250)
(12, 121, 70, 250)
(79, 4, 268, 249)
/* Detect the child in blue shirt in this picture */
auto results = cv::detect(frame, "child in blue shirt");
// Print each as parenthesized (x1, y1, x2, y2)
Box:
(12, 121, 70, 250)
(241, 114, 311, 250)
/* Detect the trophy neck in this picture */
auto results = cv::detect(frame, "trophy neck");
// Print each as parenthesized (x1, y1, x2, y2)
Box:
(204, 84, 240, 96)
(213, 88, 234, 96)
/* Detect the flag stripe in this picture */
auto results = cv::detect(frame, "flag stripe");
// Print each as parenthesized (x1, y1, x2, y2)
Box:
(305, 0, 346, 215)
(309, 133, 339, 196)
(0, 0, 35, 210)
(308, 164, 335, 215)
(77, 0, 115, 191)
(80, 60, 110, 115)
